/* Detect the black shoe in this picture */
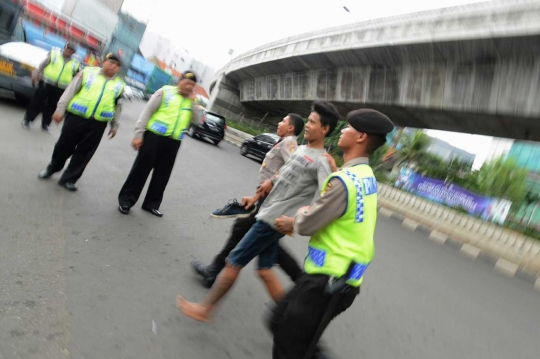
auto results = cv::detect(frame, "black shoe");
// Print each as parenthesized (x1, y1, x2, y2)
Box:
(118, 205, 130, 215)
(58, 181, 78, 191)
(211, 198, 256, 219)
(21, 120, 30, 129)
(191, 259, 219, 288)
(38, 168, 53, 179)
(142, 207, 163, 217)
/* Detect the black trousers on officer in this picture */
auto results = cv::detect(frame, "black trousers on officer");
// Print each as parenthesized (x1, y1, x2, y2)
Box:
(270, 274, 360, 359)
(24, 81, 64, 128)
(118, 131, 181, 210)
(47, 113, 107, 183)
(209, 195, 303, 282)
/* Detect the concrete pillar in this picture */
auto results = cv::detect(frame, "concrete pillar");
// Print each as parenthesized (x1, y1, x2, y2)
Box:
(208, 74, 246, 120)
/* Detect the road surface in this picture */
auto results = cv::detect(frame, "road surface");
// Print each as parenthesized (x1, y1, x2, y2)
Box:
(0, 99, 538, 359)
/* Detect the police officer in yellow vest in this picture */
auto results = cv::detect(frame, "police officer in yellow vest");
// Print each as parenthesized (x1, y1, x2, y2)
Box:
(271, 109, 394, 359)
(117, 71, 199, 217)
(37, 53, 125, 192)
(22, 42, 80, 132)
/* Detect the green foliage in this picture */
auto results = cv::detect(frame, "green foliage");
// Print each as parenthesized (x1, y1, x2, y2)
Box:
(325, 121, 347, 168)
(398, 131, 431, 164)
(388, 131, 432, 173)
(226, 118, 267, 136)
(470, 157, 528, 207)
(370, 143, 390, 169)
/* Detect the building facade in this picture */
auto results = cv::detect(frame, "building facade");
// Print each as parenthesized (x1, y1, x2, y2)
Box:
(139, 31, 193, 73)
(33, 0, 119, 47)
(425, 136, 476, 166)
(190, 58, 214, 91)
(138, 30, 215, 92)
(105, 10, 147, 70)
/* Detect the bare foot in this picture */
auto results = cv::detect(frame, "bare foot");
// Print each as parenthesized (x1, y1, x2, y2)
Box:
(176, 296, 211, 322)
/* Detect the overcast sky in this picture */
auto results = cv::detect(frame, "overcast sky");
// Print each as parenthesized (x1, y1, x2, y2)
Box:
(121, 0, 495, 168)
(122, 0, 492, 69)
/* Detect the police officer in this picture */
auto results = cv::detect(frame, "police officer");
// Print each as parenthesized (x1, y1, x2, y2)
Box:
(271, 109, 394, 359)
(22, 42, 80, 132)
(37, 53, 125, 191)
(117, 71, 199, 217)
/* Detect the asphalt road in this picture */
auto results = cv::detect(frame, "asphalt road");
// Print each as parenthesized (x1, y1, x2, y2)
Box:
(0, 99, 539, 359)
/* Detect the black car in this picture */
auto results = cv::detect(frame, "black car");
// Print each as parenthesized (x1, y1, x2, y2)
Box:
(240, 133, 281, 161)
(187, 110, 227, 145)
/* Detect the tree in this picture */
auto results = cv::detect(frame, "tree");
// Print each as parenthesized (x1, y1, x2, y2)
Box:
(470, 157, 528, 207)
(389, 130, 431, 174)
(370, 143, 389, 168)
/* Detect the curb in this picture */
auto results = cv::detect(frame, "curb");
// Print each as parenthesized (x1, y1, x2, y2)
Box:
(378, 206, 540, 293)
(223, 134, 243, 148)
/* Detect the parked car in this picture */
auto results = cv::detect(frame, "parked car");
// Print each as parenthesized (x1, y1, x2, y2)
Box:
(187, 109, 227, 145)
(0, 41, 48, 103)
(240, 133, 281, 161)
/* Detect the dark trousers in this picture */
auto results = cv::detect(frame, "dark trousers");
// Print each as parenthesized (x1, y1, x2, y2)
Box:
(210, 196, 303, 282)
(47, 113, 107, 183)
(24, 81, 64, 128)
(118, 131, 181, 210)
(271, 274, 359, 359)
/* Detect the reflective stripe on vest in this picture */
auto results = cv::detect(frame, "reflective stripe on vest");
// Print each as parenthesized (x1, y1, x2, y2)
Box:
(146, 85, 193, 140)
(67, 67, 125, 122)
(42, 50, 79, 89)
(304, 164, 378, 287)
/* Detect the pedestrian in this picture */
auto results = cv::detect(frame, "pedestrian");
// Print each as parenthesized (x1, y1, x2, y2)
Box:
(191, 113, 306, 288)
(117, 71, 199, 217)
(84, 50, 99, 67)
(270, 109, 394, 359)
(22, 42, 80, 132)
(177, 101, 340, 322)
(37, 53, 125, 191)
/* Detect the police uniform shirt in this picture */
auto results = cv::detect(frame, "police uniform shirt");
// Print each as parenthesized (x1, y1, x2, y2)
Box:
(33, 51, 79, 83)
(258, 135, 298, 186)
(55, 69, 123, 131)
(133, 88, 201, 139)
(294, 156, 370, 236)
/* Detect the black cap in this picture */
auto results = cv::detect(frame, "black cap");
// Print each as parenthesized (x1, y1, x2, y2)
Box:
(346, 109, 394, 135)
(182, 71, 197, 83)
(65, 42, 76, 51)
(104, 52, 122, 66)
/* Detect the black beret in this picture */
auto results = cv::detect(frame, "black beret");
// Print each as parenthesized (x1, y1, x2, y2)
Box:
(346, 109, 394, 135)
(104, 53, 122, 65)
(182, 71, 197, 83)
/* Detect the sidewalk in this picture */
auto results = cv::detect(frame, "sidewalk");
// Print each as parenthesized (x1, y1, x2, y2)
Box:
(378, 184, 540, 292)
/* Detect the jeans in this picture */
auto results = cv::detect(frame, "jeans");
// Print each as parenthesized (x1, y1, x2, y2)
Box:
(227, 220, 285, 269)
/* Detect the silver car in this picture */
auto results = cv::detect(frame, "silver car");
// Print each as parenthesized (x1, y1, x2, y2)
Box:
(0, 42, 48, 102)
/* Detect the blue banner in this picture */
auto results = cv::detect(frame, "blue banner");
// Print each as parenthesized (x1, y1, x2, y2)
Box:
(395, 168, 511, 224)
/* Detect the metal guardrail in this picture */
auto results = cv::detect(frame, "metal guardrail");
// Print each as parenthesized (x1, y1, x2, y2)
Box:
(224, 128, 251, 147)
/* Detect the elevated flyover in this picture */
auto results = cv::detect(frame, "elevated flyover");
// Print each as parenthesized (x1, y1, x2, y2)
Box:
(208, 0, 540, 141)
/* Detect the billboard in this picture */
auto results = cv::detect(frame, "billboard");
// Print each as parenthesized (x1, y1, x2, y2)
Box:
(395, 168, 512, 224)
